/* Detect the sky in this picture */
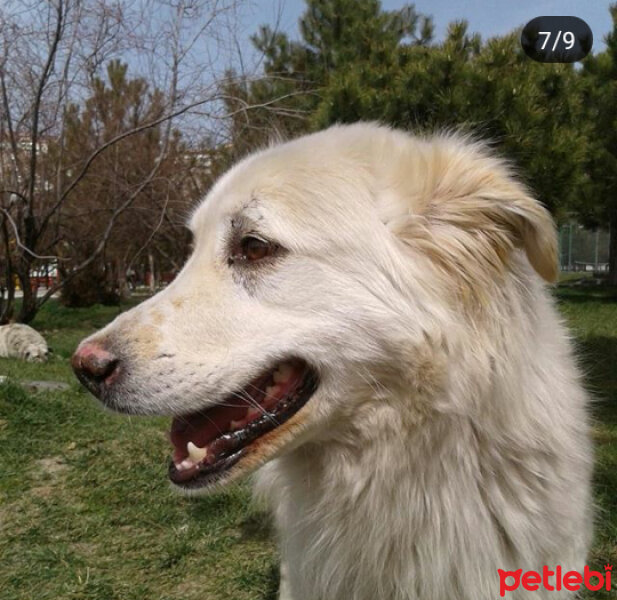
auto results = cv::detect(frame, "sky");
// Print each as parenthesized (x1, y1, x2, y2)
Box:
(237, 0, 613, 58)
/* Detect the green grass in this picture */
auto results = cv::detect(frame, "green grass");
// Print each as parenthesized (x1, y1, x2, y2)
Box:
(0, 301, 278, 600)
(555, 284, 617, 599)
(1, 291, 616, 600)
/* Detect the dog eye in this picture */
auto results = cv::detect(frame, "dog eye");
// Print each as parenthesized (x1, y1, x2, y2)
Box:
(228, 233, 283, 267)
(240, 236, 274, 262)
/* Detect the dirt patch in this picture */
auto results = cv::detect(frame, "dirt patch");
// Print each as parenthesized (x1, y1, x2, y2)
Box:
(27, 457, 70, 499)
(36, 456, 69, 476)
(31, 484, 56, 499)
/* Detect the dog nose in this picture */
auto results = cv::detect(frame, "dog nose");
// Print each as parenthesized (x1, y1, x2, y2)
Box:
(71, 341, 120, 395)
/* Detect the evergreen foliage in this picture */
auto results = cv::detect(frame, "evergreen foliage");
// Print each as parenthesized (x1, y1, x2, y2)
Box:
(225, 0, 617, 282)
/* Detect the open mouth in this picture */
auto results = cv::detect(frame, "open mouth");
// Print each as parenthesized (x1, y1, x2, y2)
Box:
(168, 358, 318, 489)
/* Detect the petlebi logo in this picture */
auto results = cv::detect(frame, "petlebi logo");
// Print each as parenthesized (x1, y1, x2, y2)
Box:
(498, 564, 612, 596)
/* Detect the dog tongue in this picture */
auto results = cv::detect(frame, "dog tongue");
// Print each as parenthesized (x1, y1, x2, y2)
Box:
(170, 398, 251, 462)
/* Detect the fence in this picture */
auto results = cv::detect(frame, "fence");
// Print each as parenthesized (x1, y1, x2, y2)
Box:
(558, 224, 610, 272)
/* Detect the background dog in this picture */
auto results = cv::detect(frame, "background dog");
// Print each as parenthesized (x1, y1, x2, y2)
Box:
(0, 323, 49, 362)
(73, 123, 592, 600)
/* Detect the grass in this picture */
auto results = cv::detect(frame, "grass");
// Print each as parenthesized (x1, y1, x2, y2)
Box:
(0, 301, 278, 600)
(1, 290, 616, 600)
(554, 284, 617, 599)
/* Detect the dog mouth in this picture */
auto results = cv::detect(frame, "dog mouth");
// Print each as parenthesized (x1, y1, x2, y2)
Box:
(168, 358, 318, 489)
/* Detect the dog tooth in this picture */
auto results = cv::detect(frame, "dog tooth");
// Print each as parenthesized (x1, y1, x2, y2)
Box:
(177, 458, 196, 471)
(187, 441, 208, 462)
(265, 385, 281, 398)
(230, 419, 244, 431)
(273, 364, 293, 384)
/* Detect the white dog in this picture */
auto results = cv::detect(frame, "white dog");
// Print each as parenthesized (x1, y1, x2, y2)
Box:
(72, 123, 592, 600)
(0, 323, 49, 362)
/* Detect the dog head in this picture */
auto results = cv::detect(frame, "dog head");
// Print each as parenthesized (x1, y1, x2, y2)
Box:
(25, 343, 49, 363)
(72, 123, 557, 492)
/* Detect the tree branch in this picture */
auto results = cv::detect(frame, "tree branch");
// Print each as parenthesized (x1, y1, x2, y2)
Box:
(27, 0, 64, 226)
(0, 207, 68, 261)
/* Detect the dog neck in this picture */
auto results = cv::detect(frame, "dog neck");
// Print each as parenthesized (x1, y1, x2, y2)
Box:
(256, 352, 591, 600)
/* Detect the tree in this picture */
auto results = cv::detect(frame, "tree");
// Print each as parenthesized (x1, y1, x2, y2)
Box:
(0, 0, 244, 322)
(314, 22, 590, 219)
(222, 0, 433, 156)
(580, 4, 617, 284)
(232, 0, 589, 229)
(56, 61, 207, 306)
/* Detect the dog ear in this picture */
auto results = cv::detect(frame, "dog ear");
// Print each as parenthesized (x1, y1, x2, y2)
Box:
(386, 137, 558, 284)
(428, 184, 558, 283)
(502, 196, 558, 283)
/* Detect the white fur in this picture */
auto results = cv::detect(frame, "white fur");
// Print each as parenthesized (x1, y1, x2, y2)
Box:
(0, 323, 49, 362)
(78, 123, 592, 599)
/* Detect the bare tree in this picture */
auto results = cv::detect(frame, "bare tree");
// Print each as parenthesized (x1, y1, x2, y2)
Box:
(0, 0, 245, 322)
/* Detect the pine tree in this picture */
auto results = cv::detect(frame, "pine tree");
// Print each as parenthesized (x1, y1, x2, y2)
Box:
(223, 0, 433, 155)
(580, 4, 617, 284)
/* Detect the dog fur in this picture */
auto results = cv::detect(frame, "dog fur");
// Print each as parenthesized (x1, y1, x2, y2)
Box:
(0, 323, 49, 362)
(76, 123, 593, 599)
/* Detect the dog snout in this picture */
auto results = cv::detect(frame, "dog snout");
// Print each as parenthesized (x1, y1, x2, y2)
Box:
(71, 341, 120, 397)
